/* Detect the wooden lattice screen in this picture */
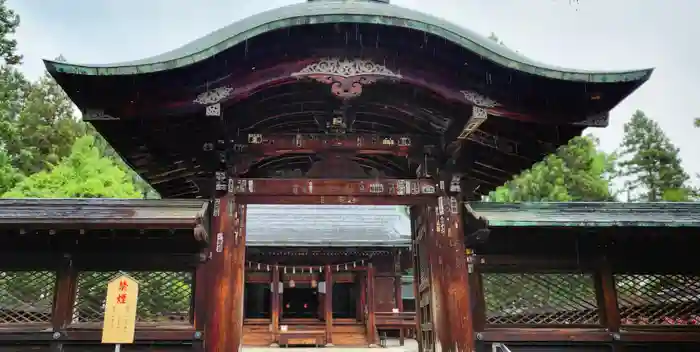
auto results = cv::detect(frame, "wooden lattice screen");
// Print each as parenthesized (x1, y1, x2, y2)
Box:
(0, 270, 56, 324)
(482, 272, 599, 326)
(72, 271, 194, 325)
(615, 273, 700, 326)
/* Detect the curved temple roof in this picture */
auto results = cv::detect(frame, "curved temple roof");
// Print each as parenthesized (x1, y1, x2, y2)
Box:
(45, 0, 652, 83)
(245, 205, 411, 247)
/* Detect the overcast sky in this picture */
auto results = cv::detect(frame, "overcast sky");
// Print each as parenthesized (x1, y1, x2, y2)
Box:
(8, 0, 700, 186)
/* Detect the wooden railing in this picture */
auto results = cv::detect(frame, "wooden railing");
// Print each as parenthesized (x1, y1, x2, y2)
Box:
(376, 311, 416, 328)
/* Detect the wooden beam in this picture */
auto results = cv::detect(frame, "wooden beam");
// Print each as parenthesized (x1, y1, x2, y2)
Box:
(359, 272, 367, 322)
(50, 254, 78, 352)
(229, 178, 437, 197)
(324, 264, 333, 346)
(474, 255, 600, 272)
(594, 257, 622, 349)
(409, 206, 424, 352)
(203, 197, 246, 352)
(478, 328, 612, 342)
(392, 249, 405, 346)
(367, 263, 377, 347)
(429, 197, 475, 352)
(236, 133, 419, 157)
(271, 264, 280, 346)
(192, 256, 208, 352)
(237, 195, 436, 205)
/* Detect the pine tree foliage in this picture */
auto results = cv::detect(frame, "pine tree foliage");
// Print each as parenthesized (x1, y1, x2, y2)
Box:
(618, 110, 691, 202)
(488, 136, 616, 202)
(0, 0, 21, 65)
(4, 73, 87, 175)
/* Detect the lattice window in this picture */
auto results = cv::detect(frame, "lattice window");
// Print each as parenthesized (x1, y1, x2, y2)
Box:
(72, 271, 193, 324)
(615, 274, 700, 325)
(0, 271, 55, 324)
(482, 273, 599, 325)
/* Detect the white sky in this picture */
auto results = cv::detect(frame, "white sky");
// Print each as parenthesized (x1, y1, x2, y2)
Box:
(8, 0, 700, 186)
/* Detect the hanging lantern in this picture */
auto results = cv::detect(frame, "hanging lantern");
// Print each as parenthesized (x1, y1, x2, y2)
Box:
(289, 279, 296, 288)
(311, 279, 317, 288)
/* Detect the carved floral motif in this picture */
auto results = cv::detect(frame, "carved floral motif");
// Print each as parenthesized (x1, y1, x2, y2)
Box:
(194, 86, 234, 105)
(460, 90, 500, 108)
(205, 103, 221, 117)
(291, 58, 402, 99)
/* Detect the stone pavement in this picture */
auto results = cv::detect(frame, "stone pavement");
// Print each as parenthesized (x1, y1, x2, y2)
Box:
(243, 339, 418, 352)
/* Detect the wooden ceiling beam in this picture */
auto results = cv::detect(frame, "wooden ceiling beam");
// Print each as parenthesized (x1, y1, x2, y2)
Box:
(229, 178, 436, 197)
(233, 132, 432, 157)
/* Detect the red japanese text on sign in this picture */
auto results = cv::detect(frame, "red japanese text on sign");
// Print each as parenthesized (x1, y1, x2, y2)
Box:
(119, 280, 129, 291)
(116, 293, 127, 304)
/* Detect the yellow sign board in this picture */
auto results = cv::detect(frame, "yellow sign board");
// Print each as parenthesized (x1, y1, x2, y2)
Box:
(101, 274, 139, 344)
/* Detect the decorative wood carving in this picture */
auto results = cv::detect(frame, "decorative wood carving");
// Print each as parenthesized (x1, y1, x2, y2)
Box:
(457, 90, 501, 140)
(291, 58, 402, 99)
(83, 109, 119, 121)
(194, 86, 234, 105)
(460, 90, 500, 108)
(572, 112, 609, 127)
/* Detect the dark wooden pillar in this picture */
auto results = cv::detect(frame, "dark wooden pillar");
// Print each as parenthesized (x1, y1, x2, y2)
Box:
(204, 196, 247, 352)
(324, 264, 333, 346)
(409, 206, 424, 352)
(193, 255, 209, 351)
(595, 257, 623, 350)
(468, 249, 486, 334)
(429, 196, 474, 352)
(50, 254, 78, 352)
(392, 249, 405, 346)
(367, 262, 377, 347)
(271, 263, 281, 346)
(359, 271, 366, 322)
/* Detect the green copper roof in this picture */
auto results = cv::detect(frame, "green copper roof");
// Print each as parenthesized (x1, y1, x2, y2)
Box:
(44, 1, 652, 83)
(472, 202, 700, 228)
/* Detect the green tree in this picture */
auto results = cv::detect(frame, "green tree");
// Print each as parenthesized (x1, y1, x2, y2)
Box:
(488, 136, 616, 202)
(3, 135, 141, 198)
(0, 0, 21, 65)
(619, 110, 690, 202)
(3, 74, 87, 175)
(0, 148, 21, 194)
(0, 65, 29, 149)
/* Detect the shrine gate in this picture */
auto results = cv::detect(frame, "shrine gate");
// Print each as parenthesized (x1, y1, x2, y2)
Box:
(0, 0, 666, 351)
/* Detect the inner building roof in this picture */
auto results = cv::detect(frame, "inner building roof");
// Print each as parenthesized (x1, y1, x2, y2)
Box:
(44, 0, 653, 198)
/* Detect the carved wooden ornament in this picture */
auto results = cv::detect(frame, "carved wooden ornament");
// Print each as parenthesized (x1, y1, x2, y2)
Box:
(291, 58, 402, 99)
